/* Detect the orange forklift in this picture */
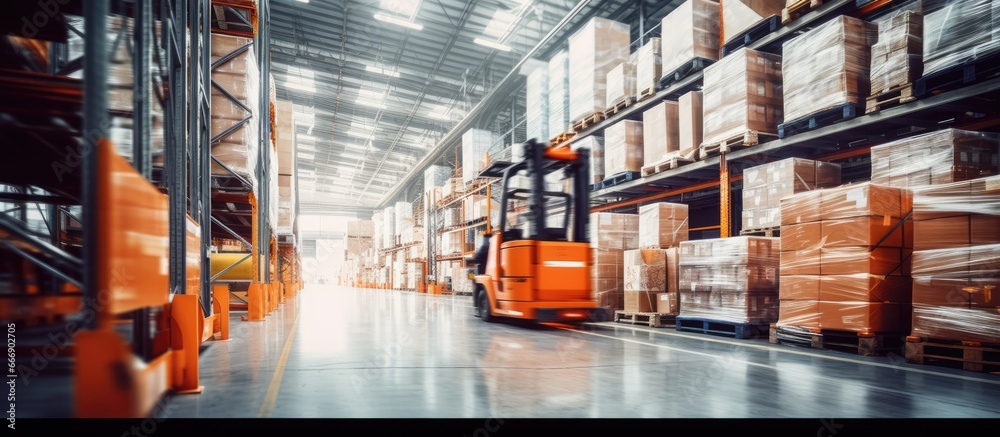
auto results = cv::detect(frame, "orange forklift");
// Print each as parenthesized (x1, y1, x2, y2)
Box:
(466, 138, 611, 323)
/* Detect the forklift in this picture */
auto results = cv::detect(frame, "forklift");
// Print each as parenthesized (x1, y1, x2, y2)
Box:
(465, 138, 611, 323)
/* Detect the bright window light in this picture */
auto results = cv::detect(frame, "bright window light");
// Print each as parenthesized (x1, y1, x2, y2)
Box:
(473, 37, 511, 52)
(297, 134, 318, 142)
(374, 13, 423, 31)
(285, 66, 316, 92)
(296, 0, 309, 3)
(345, 129, 373, 138)
(380, 0, 420, 16)
(344, 142, 368, 151)
(356, 100, 387, 110)
(341, 152, 366, 160)
(365, 65, 400, 78)
(484, 10, 517, 39)
(299, 152, 315, 161)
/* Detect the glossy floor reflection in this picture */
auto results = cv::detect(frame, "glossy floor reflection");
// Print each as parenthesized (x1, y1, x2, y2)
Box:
(164, 285, 1000, 418)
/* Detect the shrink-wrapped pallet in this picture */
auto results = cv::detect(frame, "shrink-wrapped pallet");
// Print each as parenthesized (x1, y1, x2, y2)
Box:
(679, 91, 704, 151)
(568, 17, 631, 122)
(548, 50, 570, 135)
(638, 203, 689, 249)
(605, 61, 637, 108)
(721, 0, 785, 45)
(634, 38, 663, 94)
(526, 66, 549, 145)
(661, 0, 720, 77)
(589, 213, 640, 250)
(604, 120, 643, 176)
(741, 158, 841, 230)
(462, 129, 496, 184)
(593, 248, 625, 310)
(923, 0, 1000, 77)
(210, 33, 260, 189)
(870, 11, 923, 95)
(424, 165, 452, 194)
(572, 136, 605, 184)
(642, 101, 680, 166)
(701, 48, 782, 147)
(679, 237, 781, 324)
(869, 129, 1000, 190)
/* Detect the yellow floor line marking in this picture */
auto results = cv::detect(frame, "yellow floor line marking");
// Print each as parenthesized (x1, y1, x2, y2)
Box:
(578, 323, 1000, 385)
(257, 311, 300, 417)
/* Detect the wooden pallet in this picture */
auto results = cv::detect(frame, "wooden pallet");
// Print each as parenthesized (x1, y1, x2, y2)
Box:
(614, 311, 677, 328)
(658, 57, 716, 90)
(739, 227, 779, 237)
(604, 96, 636, 118)
(722, 15, 781, 57)
(571, 111, 606, 133)
(549, 131, 575, 147)
(637, 86, 658, 102)
(782, 0, 824, 25)
(770, 325, 904, 357)
(865, 83, 915, 114)
(640, 155, 696, 176)
(676, 316, 769, 340)
(905, 337, 1000, 373)
(777, 103, 859, 139)
(913, 49, 1000, 99)
(699, 131, 777, 160)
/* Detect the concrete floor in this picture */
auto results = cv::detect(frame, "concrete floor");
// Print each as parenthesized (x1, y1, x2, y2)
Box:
(158, 285, 1000, 418)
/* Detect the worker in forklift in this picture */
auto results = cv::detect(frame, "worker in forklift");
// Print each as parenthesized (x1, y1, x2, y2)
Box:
(466, 233, 491, 275)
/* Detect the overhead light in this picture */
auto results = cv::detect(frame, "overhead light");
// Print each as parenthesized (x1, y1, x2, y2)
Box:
(345, 129, 373, 138)
(374, 13, 423, 31)
(341, 152, 366, 160)
(296, 0, 309, 3)
(474, 37, 511, 52)
(285, 81, 316, 93)
(297, 134, 318, 142)
(356, 99, 387, 110)
(299, 152, 315, 161)
(344, 142, 368, 151)
(427, 112, 451, 121)
(365, 65, 400, 78)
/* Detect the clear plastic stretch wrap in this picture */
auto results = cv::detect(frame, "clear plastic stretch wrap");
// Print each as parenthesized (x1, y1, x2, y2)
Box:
(777, 182, 913, 333)
(642, 101, 680, 166)
(870, 11, 923, 95)
(278, 174, 295, 234)
(210, 33, 259, 190)
(383, 206, 396, 245)
(635, 38, 663, 93)
(701, 48, 783, 147)
(526, 66, 549, 143)
(923, 0, 1000, 77)
(678, 237, 781, 324)
(593, 248, 625, 310)
(722, 0, 785, 44)
(372, 212, 383, 250)
(548, 50, 570, 135)
(679, 91, 704, 151)
(638, 203, 689, 249)
(605, 61, 637, 107)
(906, 176, 1000, 342)
(275, 100, 295, 176)
(68, 15, 167, 162)
(589, 212, 640, 250)
(661, 0, 721, 76)
(572, 136, 605, 183)
(424, 165, 452, 194)
(781, 16, 876, 123)
(462, 129, 495, 184)
(870, 129, 1000, 189)
(568, 17, 630, 122)
(604, 120, 644, 176)
(741, 158, 841, 230)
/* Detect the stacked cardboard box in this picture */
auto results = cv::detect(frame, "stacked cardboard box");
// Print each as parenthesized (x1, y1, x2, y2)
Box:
(275, 100, 296, 235)
(661, 0, 720, 77)
(441, 177, 464, 199)
(679, 236, 781, 323)
(638, 203, 689, 249)
(604, 120, 643, 177)
(605, 61, 637, 107)
(382, 206, 396, 247)
(642, 102, 680, 166)
(721, 0, 785, 45)
(870, 129, 1000, 189)
(634, 38, 662, 94)
(548, 50, 570, 135)
(591, 213, 640, 310)
(624, 250, 669, 313)
(462, 129, 496, 184)
(526, 66, 549, 145)
(782, 16, 876, 122)
(741, 158, 842, 231)
(210, 33, 260, 190)
(625, 203, 686, 314)
(345, 221, 375, 255)
(424, 165, 452, 195)
(572, 136, 605, 184)
(870, 11, 923, 95)
(923, 0, 1000, 77)
(568, 17, 631, 122)
(778, 182, 913, 333)
(678, 90, 704, 157)
(701, 48, 783, 148)
(910, 176, 1000, 343)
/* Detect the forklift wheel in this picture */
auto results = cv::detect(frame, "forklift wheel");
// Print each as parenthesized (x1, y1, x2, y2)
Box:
(477, 290, 494, 323)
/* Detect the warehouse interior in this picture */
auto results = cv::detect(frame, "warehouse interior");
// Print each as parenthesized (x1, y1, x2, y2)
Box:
(3, 0, 1000, 421)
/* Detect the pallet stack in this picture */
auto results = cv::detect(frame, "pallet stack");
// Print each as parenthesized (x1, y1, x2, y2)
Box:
(780, 15, 877, 137)
(462, 129, 496, 185)
(741, 158, 841, 233)
(604, 120, 643, 182)
(568, 17, 631, 128)
(605, 58, 637, 112)
(867, 11, 922, 113)
(526, 65, 549, 148)
(634, 37, 662, 100)
(870, 129, 999, 189)
(700, 48, 782, 159)
(641, 101, 680, 171)
(209, 33, 261, 190)
(548, 50, 571, 138)
(591, 212, 640, 310)
(660, 0, 720, 85)
(622, 203, 688, 316)
(922, 0, 1000, 78)
(721, 0, 785, 47)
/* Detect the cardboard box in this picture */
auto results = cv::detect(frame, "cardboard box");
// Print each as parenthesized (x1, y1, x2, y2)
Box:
(911, 277, 1000, 308)
(821, 217, 906, 248)
(779, 275, 821, 301)
(590, 213, 640, 250)
(722, 0, 785, 44)
(624, 249, 667, 291)
(780, 222, 822, 251)
(625, 290, 659, 313)
(910, 246, 970, 277)
(665, 247, 680, 294)
(911, 304, 1000, 344)
(820, 274, 911, 303)
(638, 202, 689, 248)
(777, 300, 821, 328)
(604, 120, 644, 175)
(820, 183, 903, 221)
(569, 17, 631, 122)
(914, 216, 970, 251)
(661, 0, 720, 76)
(605, 61, 637, 106)
(643, 101, 680, 166)
(780, 189, 822, 225)
(818, 302, 905, 333)
(702, 48, 783, 147)
(820, 247, 905, 276)
(780, 248, 821, 276)
(635, 38, 663, 93)
(972, 214, 1000, 246)
(678, 91, 704, 151)
(657, 292, 680, 314)
(595, 290, 625, 310)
